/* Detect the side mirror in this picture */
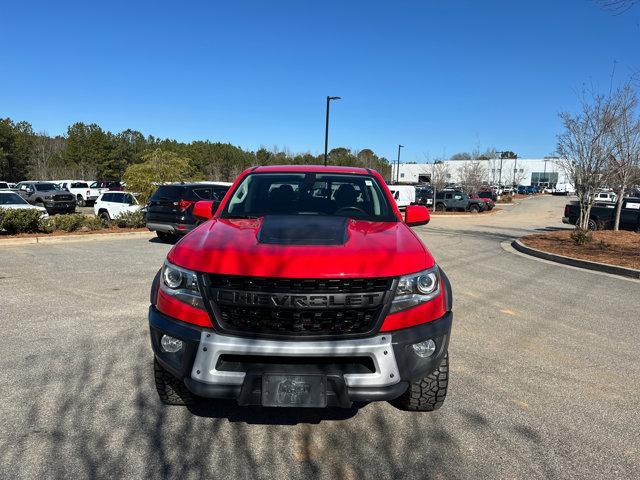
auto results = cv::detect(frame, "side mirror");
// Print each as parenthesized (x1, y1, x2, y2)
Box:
(405, 205, 430, 227)
(193, 200, 215, 221)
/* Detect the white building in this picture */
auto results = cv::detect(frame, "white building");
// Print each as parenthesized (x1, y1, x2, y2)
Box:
(390, 158, 570, 187)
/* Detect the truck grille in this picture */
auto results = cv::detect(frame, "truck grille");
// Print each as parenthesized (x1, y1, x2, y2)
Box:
(205, 275, 393, 337)
(54, 194, 74, 201)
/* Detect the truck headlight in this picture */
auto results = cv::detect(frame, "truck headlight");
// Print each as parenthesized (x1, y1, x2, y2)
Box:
(390, 266, 440, 314)
(160, 260, 205, 309)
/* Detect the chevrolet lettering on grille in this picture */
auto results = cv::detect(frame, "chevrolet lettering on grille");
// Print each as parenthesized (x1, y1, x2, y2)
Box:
(213, 290, 386, 309)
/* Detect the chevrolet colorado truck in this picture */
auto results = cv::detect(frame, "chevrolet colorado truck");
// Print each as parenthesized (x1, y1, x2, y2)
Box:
(149, 166, 453, 411)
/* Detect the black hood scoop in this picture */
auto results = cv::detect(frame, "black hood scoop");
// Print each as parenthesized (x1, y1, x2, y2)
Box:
(257, 215, 348, 246)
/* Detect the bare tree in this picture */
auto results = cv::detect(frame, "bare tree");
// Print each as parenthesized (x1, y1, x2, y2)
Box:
(430, 161, 451, 190)
(557, 91, 619, 230)
(457, 160, 488, 192)
(609, 86, 640, 230)
(30, 133, 66, 179)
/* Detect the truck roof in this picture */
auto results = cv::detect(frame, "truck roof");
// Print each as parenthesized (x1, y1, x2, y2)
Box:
(250, 165, 374, 175)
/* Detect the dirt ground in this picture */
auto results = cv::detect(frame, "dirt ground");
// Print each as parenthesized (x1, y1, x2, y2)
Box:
(521, 230, 640, 270)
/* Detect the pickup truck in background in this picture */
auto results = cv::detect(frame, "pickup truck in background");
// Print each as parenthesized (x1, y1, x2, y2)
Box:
(563, 197, 640, 231)
(434, 190, 486, 213)
(15, 181, 76, 214)
(57, 180, 102, 207)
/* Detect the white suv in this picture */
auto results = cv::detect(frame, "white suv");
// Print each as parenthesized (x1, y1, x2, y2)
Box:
(94, 192, 140, 220)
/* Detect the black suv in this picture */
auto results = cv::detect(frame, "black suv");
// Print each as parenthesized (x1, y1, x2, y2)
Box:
(146, 182, 231, 241)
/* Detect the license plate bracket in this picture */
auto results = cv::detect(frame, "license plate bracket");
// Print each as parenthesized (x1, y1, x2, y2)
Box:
(262, 374, 327, 408)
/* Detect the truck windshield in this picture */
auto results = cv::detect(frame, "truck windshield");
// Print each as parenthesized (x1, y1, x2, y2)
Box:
(222, 173, 397, 221)
(34, 183, 59, 191)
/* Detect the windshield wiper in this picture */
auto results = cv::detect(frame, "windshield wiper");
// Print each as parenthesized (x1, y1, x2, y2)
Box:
(224, 214, 261, 219)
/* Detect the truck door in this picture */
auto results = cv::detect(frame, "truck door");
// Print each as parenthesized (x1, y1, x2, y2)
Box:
(453, 192, 464, 210)
(621, 200, 640, 228)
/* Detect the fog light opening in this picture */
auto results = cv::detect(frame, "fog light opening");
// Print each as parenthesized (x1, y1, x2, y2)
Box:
(161, 335, 183, 353)
(412, 339, 436, 358)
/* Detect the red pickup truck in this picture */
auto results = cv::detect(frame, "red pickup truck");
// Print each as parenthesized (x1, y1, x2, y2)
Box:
(149, 166, 453, 411)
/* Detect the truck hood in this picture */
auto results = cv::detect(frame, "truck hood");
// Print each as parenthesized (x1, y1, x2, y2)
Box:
(167, 216, 433, 278)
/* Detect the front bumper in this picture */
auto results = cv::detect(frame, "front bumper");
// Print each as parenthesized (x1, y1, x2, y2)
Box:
(44, 202, 75, 212)
(149, 306, 452, 407)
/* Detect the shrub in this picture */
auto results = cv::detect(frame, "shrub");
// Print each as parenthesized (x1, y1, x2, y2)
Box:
(113, 210, 146, 228)
(41, 214, 105, 233)
(0, 208, 44, 234)
(570, 228, 592, 246)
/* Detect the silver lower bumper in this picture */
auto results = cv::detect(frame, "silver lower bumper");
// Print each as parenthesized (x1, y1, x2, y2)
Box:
(191, 332, 400, 388)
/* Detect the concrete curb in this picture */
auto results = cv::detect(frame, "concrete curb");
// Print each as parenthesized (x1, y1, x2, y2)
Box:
(431, 209, 503, 218)
(512, 239, 640, 280)
(0, 231, 155, 246)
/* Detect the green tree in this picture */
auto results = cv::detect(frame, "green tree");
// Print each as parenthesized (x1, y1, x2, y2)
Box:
(123, 148, 198, 203)
(63, 123, 113, 179)
(0, 118, 34, 181)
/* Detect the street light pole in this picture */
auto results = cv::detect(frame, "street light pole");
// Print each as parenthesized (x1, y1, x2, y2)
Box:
(324, 96, 341, 166)
(396, 144, 404, 183)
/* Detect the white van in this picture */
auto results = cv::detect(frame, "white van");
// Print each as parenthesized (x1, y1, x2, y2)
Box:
(387, 185, 416, 209)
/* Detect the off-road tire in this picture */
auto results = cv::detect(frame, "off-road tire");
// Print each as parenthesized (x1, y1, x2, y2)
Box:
(391, 352, 449, 412)
(468, 204, 480, 213)
(76, 195, 86, 207)
(435, 203, 446, 212)
(154, 358, 194, 406)
(587, 218, 598, 231)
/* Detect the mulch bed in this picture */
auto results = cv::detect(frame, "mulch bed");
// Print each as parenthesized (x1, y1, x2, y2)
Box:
(520, 230, 640, 270)
(1, 227, 149, 239)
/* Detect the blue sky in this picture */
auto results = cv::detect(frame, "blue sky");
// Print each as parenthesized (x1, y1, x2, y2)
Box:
(1, 0, 638, 161)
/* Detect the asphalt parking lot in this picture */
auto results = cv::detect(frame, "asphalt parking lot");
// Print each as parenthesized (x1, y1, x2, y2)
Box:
(1, 195, 639, 479)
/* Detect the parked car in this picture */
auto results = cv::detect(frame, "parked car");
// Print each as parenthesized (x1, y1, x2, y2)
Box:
(469, 192, 495, 210)
(57, 180, 102, 207)
(552, 182, 576, 195)
(595, 191, 617, 203)
(415, 185, 434, 207)
(146, 182, 232, 241)
(89, 180, 124, 192)
(148, 165, 452, 412)
(563, 197, 640, 231)
(477, 190, 498, 202)
(94, 191, 141, 220)
(15, 181, 75, 214)
(387, 185, 416, 208)
(0, 181, 11, 190)
(434, 191, 486, 212)
(0, 191, 48, 216)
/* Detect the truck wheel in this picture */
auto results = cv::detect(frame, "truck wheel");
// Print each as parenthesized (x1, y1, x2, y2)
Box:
(154, 358, 194, 406)
(157, 231, 177, 243)
(468, 204, 480, 213)
(587, 218, 598, 231)
(435, 203, 446, 212)
(391, 352, 449, 412)
(76, 195, 86, 207)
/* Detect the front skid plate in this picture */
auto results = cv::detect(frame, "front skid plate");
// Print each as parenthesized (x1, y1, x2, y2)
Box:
(190, 332, 400, 388)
